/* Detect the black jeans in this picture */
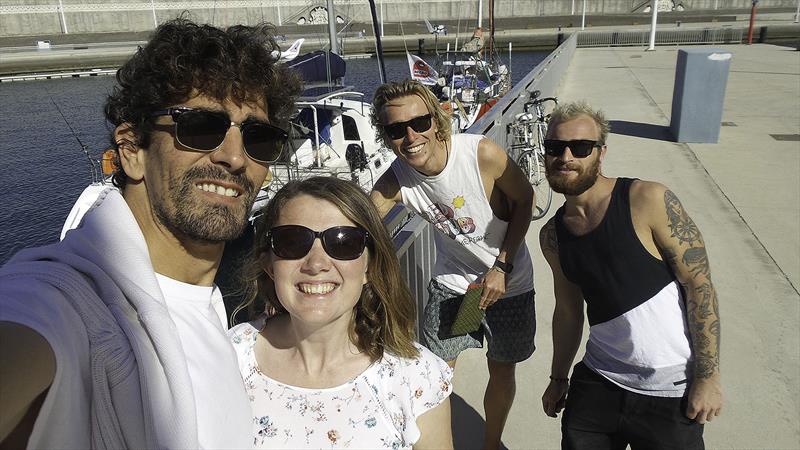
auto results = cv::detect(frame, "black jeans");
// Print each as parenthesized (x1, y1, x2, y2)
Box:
(562, 362, 704, 450)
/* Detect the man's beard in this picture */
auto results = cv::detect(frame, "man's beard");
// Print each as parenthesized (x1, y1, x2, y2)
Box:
(546, 156, 600, 196)
(154, 165, 257, 244)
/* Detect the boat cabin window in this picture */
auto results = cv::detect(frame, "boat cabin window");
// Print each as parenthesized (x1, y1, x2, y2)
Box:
(342, 114, 360, 141)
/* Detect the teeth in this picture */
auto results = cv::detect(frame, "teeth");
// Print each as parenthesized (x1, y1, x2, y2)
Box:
(195, 183, 240, 197)
(299, 283, 335, 295)
(405, 144, 423, 154)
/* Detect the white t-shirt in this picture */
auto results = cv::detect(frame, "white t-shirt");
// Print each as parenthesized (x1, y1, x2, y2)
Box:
(156, 274, 252, 449)
(228, 317, 453, 449)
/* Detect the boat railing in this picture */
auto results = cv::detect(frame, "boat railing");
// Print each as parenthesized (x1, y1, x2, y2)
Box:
(389, 33, 578, 331)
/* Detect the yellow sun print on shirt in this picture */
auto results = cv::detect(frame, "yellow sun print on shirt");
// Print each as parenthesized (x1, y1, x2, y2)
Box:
(452, 195, 465, 209)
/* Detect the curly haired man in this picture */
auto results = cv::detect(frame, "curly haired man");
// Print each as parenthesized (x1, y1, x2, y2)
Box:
(0, 18, 301, 448)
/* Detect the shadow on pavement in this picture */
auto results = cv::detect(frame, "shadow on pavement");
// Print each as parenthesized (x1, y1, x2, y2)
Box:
(450, 392, 510, 450)
(610, 120, 675, 142)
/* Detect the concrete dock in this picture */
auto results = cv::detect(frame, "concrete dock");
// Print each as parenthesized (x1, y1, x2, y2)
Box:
(450, 43, 800, 449)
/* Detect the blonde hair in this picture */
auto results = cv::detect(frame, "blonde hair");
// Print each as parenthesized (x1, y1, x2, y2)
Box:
(548, 100, 610, 144)
(239, 177, 419, 361)
(371, 79, 451, 146)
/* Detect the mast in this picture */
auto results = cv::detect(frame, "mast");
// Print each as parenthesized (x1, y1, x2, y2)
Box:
(368, 0, 387, 83)
(326, 0, 338, 54)
(488, 0, 494, 58)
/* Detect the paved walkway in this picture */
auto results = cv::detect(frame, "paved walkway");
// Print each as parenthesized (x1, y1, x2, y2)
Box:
(450, 43, 800, 449)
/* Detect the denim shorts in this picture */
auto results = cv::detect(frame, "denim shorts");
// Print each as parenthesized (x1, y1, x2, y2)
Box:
(421, 279, 536, 363)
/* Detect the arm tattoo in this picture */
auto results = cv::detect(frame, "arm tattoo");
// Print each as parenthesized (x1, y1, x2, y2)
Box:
(683, 247, 710, 278)
(662, 190, 720, 379)
(664, 190, 701, 246)
(540, 220, 558, 255)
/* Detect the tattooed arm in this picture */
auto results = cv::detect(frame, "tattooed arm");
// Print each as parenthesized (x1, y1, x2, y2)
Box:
(539, 218, 585, 418)
(638, 182, 723, 424)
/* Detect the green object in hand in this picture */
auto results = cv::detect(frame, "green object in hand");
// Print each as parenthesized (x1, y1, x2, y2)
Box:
(450, 283, 485, 336)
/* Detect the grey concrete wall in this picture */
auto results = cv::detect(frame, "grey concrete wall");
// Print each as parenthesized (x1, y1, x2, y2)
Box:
(0, 0, 795, 37)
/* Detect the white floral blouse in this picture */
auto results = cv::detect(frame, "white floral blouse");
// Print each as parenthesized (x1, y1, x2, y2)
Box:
(228, 317, 453, 449)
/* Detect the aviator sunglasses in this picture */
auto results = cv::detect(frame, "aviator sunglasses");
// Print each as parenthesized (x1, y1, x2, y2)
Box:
(543, 139, 603, 158)
(383, 114, 433, 140)
(267, 225, 370, 261)
(150, 107, 288, 163)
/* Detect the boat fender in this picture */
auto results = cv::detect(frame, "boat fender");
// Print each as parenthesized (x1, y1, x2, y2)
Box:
(475, 98, 498, 122)
(101, 148, 118, 176)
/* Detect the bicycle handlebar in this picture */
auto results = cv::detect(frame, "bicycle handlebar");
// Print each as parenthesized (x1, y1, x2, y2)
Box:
(530, 97, 558, 106)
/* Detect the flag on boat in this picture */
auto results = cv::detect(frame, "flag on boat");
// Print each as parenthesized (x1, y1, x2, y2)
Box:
(407, 52, 438, 86)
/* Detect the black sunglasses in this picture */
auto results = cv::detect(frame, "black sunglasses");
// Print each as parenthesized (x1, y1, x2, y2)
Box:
(150, 107, 288, 163)
(267, 225, 370, 261)
(383, 114, 433, 140)
(543, 139, 602, 158)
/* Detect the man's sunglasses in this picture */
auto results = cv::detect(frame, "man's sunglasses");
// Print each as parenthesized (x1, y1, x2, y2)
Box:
(267, 225, 370, 261)
(150, 107, 288, 163)
(383, 114, 433, 140)
(543, 139, 602, 158)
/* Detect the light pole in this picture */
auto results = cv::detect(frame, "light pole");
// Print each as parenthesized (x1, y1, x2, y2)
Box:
(150, 0, 157, 28)
(647, 0, 658, 51)
(58, 0, 68, 34)
(581, 0, 586, 30)
(747, 0, 759, 45)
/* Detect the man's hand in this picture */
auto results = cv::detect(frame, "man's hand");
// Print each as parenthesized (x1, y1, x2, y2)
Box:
(686, 376, 723, 424)
(542, 379, 569, 418)
(479, 268, 506, 309)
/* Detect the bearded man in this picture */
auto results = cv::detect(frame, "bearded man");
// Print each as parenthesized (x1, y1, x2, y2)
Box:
(0, 18, 301, 449)
(538, 101, 723, 449)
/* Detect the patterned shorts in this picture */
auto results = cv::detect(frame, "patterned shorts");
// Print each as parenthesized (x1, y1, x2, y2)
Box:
(421, 279, 536, 363)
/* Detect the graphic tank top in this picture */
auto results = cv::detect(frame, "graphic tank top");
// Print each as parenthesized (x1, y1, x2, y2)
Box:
(392, 133, 533, 296)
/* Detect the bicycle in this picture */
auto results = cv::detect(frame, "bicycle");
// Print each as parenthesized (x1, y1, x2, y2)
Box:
(507, 90, 557, 220)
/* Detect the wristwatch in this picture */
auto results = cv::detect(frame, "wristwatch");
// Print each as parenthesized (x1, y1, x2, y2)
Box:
(492, 259, 513, 274)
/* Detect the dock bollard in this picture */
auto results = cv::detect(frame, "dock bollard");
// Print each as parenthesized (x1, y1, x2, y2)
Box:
(670, 48, 732, 143)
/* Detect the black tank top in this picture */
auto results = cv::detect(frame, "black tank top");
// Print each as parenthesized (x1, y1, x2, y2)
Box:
(555, 178, 678, 326)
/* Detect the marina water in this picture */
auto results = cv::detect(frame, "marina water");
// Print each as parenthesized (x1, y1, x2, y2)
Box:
(0, 51, 547, 264)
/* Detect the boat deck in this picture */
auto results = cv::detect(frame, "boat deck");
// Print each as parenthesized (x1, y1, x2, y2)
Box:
(451, 43, 800, 449)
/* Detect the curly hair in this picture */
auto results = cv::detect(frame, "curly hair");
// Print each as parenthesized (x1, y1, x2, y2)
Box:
(234, 177, 419, 362)
(370, 79, 451, 147)
(547, 100, 610, 145)
(104, 17, 302, 188)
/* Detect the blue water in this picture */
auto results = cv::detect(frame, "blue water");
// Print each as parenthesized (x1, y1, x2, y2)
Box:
(0, 51, 547, 264)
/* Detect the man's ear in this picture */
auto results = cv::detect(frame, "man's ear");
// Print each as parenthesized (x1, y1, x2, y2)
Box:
(114, 123, 145, 181)
(599, 144, 608, 162)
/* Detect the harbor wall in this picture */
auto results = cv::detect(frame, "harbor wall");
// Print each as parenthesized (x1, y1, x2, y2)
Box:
(1, 0, 796, 37)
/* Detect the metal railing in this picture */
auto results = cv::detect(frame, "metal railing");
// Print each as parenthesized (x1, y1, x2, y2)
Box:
(389, 34, 578, 332)
(577, 26, 745, 47)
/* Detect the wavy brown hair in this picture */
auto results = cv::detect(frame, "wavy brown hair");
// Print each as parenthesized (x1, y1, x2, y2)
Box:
(104, 16, 302, 188)
(238, 177, 418, 361)
(370, 79, 451, 146)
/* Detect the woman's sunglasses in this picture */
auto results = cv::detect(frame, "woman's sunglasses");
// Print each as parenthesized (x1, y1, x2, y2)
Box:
(150, 107, 288, 163)
(543, 139, 602, 158)
(267, 225, 370, 261)
(383, 113, 433, 140)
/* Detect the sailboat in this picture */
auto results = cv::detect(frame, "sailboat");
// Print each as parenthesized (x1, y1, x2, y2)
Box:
(249, 0, 394, 215)
(411, 0, 510, 132)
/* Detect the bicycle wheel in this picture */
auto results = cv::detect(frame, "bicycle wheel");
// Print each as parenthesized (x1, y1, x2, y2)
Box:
(517, 149, 552, 220)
